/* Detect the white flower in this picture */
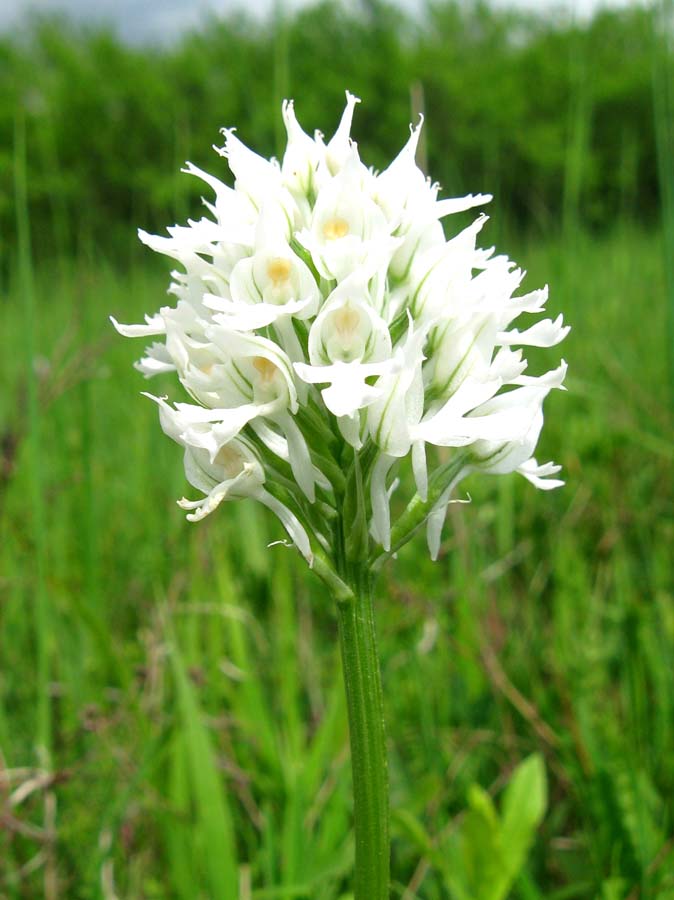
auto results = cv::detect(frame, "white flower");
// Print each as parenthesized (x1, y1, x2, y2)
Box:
(146, 393, 313, 561)
(113, 92, 568, 570)
(298, 153, 390, 282)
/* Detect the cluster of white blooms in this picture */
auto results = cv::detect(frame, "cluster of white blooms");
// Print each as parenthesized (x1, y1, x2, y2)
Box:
(113, 93, 568, 571)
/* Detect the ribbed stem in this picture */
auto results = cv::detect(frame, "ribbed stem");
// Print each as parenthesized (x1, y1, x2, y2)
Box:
(336, 569, 389, 900)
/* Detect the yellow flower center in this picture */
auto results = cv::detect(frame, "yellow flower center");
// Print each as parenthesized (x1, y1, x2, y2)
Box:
(333, 304, 361, 339)
(252, 356, 279, 385)
(214, 444, 245, 478)
(267, 257, 292, 285)
(322, 217, 350, 240)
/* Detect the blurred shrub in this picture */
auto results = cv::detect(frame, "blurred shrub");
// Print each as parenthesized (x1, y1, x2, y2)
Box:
(0, 1, 660, 266)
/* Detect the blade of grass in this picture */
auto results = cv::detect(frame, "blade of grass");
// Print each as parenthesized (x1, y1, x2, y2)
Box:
(13, 108, 51, 760)
(653, 0, 674, 403)
(213, 553, 280, 771)
(169, 626, 239, 899)
(165, 732, 199, 900)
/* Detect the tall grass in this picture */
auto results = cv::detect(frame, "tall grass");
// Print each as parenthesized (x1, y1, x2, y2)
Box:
(653, 0, 674, 402)
(12, 112, 51, 760)
(1, 2, 673, 895)
(1, 222, 672, 896)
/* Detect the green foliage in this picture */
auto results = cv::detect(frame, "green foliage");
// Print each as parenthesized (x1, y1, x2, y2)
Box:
(444, 754, 546, 900)
(1, 2, 674, 896)
(396, 755, 547, 900)
(0, 0, 662, 268)
(1, 224, 672, 897)
(169, 637, 239, 898)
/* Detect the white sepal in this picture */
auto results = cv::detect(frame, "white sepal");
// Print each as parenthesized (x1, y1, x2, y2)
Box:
(210, 296, 311, 331)
(110, 313, 165, 338)
(370, 453, 397, 551)
(134, 342, 175, 378)
(281, 99, 322, 198)
(517, 457, 564, 490)
(426, 475, 471, 561)
(435, 193, 493, 217)
(412, 440, 428, 501)
(499, 314, 570, 348)
(324, 91, 361, 175)
(181, 160, 256, 227)
(273, 410, 317, 502)
(216, 128, 282, 205)
(143, 393, 274, 461)
(257, 488, 313, 565)
(367, 318, 428, 457)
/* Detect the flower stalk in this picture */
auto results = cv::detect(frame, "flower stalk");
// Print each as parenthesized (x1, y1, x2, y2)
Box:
(336, 566, 389, 900)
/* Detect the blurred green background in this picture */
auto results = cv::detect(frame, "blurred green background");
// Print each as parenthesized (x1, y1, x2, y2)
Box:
(1, 0, 673, 897)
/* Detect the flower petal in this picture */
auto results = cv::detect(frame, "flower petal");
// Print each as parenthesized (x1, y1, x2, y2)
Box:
(110, 313, 165, 338)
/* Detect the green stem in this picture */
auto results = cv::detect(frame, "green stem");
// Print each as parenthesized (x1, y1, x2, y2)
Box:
(336, 569, 390, 900)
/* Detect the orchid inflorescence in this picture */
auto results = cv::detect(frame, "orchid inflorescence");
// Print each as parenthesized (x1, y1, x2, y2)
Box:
(113, 92, 568, 578)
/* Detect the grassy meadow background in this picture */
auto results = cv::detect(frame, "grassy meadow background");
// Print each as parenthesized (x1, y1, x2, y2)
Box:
(1, 0, 674, 897)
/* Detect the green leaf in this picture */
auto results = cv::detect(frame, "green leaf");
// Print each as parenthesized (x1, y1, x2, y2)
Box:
(440, 756, 548, 900)
(171, 638, 239, 899)
(501, 753, 548, 855)
(600, 877, 628, 900)
(467, 783, 500, 830)
(165, 733, 198, 900)
(442, 788, 502, 900)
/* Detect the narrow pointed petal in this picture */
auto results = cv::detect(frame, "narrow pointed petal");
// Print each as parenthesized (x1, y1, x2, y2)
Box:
(412, 440, 428, 501)
(275, 412, 316, 502)
(500, 315, 570, 348)
(257, 488, 314, 564)
(134, 342, 175, 378)
(426, 476, 470, 561)
(517, 457, 564, 490)
(370, 454, 397, 550)
(326, 91, 361, 172)
(435, 193, 493, 217)
(110, 313, 165, 338)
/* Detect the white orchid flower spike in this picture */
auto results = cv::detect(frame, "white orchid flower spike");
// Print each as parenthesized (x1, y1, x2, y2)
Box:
(112, 92, 568, 575)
